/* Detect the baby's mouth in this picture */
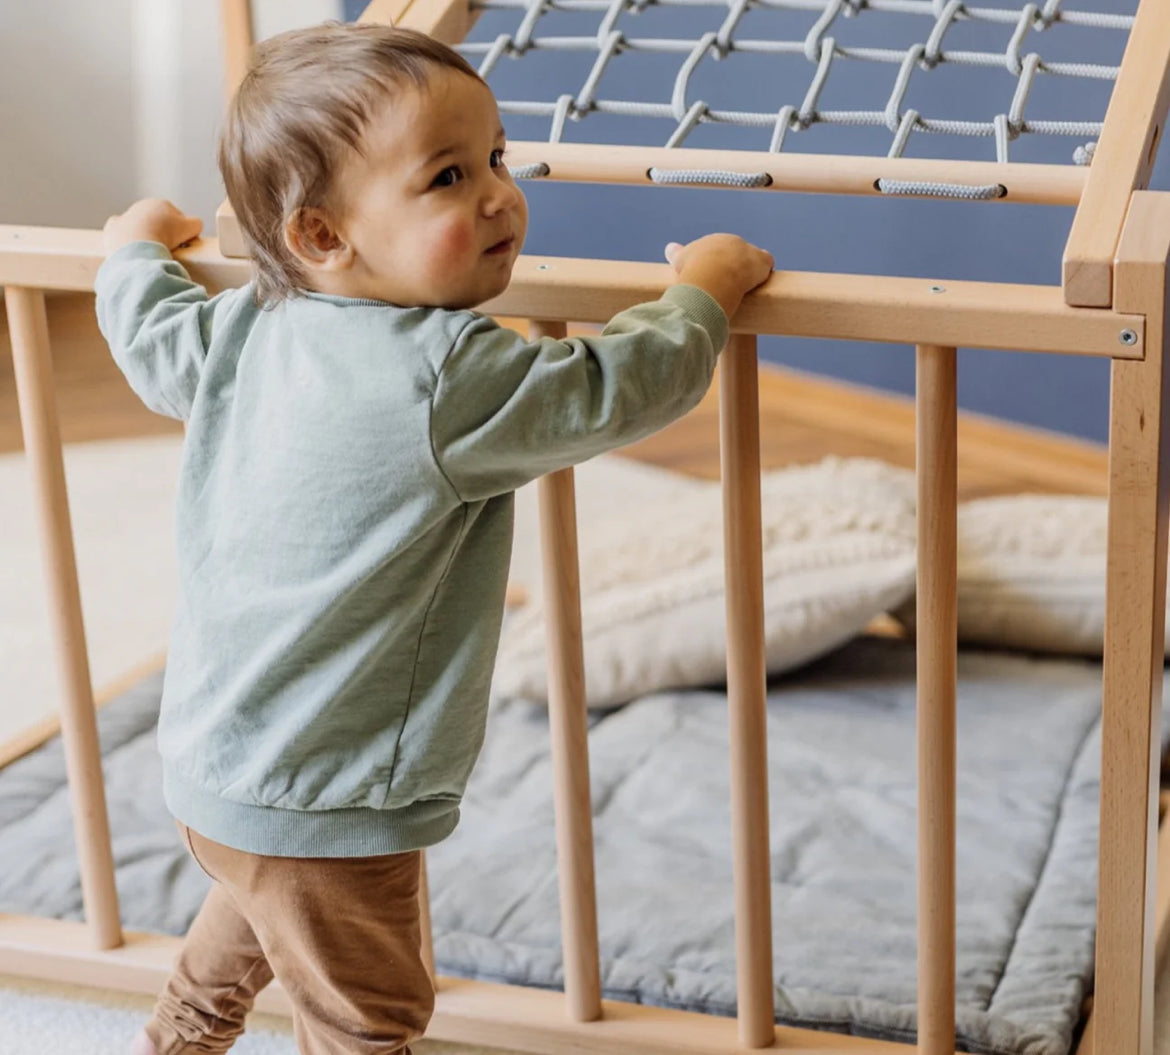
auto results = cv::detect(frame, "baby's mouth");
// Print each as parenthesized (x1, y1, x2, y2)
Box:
(485, 236, 514, 255)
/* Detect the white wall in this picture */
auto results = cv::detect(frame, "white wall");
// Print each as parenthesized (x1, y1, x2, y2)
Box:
(0, 0, 338, 232)
(0, 0, 136, 227)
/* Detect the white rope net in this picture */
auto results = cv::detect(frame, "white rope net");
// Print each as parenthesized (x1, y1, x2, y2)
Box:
(457, 0, 1135, 185)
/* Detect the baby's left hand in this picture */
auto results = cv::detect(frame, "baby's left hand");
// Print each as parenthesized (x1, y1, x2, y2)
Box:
(103, 198, 203, 255)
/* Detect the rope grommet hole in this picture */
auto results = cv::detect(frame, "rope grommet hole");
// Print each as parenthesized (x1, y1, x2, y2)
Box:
(873, 179, 1008, 200)
(647, 167, 772, 188)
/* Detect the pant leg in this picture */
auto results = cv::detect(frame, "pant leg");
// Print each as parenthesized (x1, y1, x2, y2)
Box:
(188, 827, 435, 1055)
(146, 833, 276, 1054)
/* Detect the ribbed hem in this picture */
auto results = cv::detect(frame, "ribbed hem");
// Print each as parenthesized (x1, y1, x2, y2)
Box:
(661, 284, 730, 352)
(164, 770, 460, 858)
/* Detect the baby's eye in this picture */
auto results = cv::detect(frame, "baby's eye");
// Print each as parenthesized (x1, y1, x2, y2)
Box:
(431, 166, 462, 188)
(490, 148, 506, 168)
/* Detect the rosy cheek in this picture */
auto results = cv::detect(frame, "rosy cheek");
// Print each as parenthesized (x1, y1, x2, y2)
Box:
(432, 222, 476, 270)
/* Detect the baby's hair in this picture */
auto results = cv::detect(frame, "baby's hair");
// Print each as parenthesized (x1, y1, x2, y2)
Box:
(218, 22, 483, 306)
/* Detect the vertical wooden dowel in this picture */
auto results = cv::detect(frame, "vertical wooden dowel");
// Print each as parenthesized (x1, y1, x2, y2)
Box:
(219, 0, 253, 103)
(418, 850, 436, 986)
(915, 344, 957, 1055)
(1093, 190, 1170, 1055)
(531, 319, 602, 1023)
(5, 287, 122, 950)
(719, 333, 775, 1049)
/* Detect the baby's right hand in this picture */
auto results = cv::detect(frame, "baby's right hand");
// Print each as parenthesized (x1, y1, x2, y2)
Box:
(103, 198, 203, 256)
(664, 234, 774, 322)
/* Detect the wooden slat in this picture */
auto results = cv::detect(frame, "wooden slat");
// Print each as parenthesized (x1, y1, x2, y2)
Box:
(504, 141, 1085, 206)
(0, 294, 1112, 497)
(0, 227, 1144, 357)
(219, 0, 253, 102)
(357, 0, 418, 24)
(532, 322, 602, 1024)
(489, 258, 1144, 359)
(1093, 190, 1170, 1055)
(5, 287, 122, 952)
(215, 200, 248, 260)
(0, 227, 106, 291)
(1062, 0, 1170, 307)
(0, 229, 248, 295)
(719, 333, 774, 1049)
(915, 346, 958, 1055)
(213, 139, 1086, 256)
(392, 0, 475, 42)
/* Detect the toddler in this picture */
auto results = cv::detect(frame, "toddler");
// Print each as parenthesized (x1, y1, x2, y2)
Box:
(98, 21, 772, 1055)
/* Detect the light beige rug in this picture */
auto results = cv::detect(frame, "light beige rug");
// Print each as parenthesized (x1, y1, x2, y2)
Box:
(0, 435, 182, 745)
(0, 970, 510, 1054)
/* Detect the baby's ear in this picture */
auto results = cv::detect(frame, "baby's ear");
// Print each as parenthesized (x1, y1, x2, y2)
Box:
(285, 208, 353, 270)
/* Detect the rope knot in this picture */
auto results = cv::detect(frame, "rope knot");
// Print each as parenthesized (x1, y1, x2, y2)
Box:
(1035, 0, 1062, 29)
(803, 0, 845, 63)
(922, 0, 963, 69)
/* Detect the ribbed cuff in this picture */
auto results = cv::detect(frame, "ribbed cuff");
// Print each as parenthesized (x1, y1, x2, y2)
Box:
(95, 241, 174, 294)
(660, 284, 730, 352)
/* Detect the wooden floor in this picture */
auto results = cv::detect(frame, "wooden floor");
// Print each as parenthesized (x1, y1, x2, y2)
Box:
(1, 293, 1109, 497)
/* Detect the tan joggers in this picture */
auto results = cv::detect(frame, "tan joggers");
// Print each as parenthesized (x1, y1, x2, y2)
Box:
(145, 822, 435, 1054)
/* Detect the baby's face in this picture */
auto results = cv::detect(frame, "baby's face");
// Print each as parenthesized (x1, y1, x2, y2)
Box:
(333, 69, 528, 309)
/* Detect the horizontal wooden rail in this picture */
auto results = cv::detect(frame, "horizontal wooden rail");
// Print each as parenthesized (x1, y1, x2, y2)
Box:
(214, 145, 1085, 252)
(502, 142, 1087, 205)
(494, 257, 1143, 358)
(0, 915, 912, 1054)
(207, 146, 1083, 241)
(0, 225, 1144, 357)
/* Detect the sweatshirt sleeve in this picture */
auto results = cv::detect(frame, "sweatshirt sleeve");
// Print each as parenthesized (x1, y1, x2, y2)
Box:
(94, 241, 232, 421)
(430, 284, 728, 501)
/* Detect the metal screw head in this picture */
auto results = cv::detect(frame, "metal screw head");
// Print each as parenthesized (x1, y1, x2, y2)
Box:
(1120, 328, 1138, 346)
(928, 284, 946, 294)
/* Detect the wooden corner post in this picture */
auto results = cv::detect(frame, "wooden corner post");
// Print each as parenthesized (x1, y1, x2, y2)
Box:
(1095, 189, 1170, 1055)
(1061, 0, 1170, 308)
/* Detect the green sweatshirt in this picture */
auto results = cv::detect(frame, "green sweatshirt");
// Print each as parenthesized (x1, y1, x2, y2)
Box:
(95, 241, 728, 857)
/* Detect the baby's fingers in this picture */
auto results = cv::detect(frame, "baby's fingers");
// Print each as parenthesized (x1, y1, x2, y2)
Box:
(176, 214, 203, 248)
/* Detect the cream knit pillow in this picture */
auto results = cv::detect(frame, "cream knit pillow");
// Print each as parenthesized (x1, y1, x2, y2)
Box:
(493, 458, 919, 708)
(922, 493, 1163, 655)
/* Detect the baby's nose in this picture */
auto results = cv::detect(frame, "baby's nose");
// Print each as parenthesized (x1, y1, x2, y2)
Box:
(485, 180, 521, 214)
